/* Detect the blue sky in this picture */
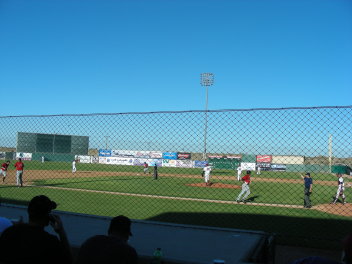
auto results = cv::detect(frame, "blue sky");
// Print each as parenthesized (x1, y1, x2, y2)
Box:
(0, 0, 351, 116)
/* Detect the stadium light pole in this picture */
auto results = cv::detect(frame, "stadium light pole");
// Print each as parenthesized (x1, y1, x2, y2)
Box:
(200, 73, 214, 161)
(105, 136, 110, 150)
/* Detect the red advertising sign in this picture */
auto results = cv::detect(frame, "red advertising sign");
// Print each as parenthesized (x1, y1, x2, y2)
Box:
(177, 152, 191, 160)
(256, 155, 272, 163)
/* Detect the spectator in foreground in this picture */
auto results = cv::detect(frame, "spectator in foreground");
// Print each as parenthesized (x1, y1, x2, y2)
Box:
(0, 195, 72, 264)
(76, 215, 138, 264)
(0, 216, 13, 234)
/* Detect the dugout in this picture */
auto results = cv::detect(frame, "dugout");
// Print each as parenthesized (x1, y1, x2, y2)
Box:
(208, 157, 240, 170)
(16, 132, 89, 155)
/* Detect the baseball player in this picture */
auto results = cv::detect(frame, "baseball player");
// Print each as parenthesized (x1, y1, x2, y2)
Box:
(143, 162, 150, 174)
(72, 160, 77, 173)
(1, 160, 10, 183)
(237, 166, 242, 181)
(14, 158, 24, 187)
(203, 163, 212, 186)
(236, 170, 251, 203)
(256, 165, 261, 175)
(331, 173, 346, 204)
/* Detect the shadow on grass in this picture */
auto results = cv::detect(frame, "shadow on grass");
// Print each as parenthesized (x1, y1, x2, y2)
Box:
(31, 176, 147, 187)
(244, 195, 259, 202)
(147, 212, 351, 249)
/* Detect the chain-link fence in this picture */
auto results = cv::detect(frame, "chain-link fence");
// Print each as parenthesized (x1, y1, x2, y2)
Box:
(0, 106, 351, 247)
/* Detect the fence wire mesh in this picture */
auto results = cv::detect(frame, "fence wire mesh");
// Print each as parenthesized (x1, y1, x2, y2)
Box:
(0, 106, 351, 246)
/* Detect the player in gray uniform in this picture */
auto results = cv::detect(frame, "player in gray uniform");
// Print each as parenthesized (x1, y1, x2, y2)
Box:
(331, 173, 346, 204)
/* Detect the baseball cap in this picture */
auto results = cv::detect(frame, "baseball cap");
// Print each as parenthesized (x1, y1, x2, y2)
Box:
(109, 215, 133, 236)
(305, 173, 311, 177)
(27, 195, 57, 216)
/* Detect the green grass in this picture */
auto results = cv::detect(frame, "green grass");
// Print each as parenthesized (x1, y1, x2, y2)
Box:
(1, 160, 350, 248)
(7, 160, 339, 181)
(0, 184, 350, 248)
(31, 175, 340, 206)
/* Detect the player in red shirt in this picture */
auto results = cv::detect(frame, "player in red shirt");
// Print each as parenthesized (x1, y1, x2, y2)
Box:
(143, 162, 150, 174)
(236, 170, 252, 203)
(1, 160, 10, 183)
(14, 158, 24, 187)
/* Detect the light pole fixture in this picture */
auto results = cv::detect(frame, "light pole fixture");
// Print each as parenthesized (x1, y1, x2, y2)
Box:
(105, 136, 110, 150)
(200, 73, 214, 161)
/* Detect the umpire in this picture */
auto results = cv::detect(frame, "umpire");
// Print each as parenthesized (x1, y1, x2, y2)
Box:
(153, 163, 158, 180)
(301, 172, 313, 208)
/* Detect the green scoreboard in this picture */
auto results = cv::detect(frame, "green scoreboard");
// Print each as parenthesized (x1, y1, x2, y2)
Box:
(16, 132, 89, 155)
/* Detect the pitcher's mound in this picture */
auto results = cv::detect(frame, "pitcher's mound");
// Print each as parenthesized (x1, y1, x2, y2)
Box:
(186, 182, 241, 189)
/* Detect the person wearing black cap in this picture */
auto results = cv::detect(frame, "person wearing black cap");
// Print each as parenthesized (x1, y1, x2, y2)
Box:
(301, 172, 313, 208)
(0, 195, 72, 264)
(76, 215, 138, 264)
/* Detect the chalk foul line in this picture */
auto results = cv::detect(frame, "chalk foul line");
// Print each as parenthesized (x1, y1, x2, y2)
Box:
(31, 184, 303, 209)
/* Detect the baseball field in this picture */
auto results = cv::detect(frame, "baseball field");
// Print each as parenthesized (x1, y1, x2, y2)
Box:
(1, 160, 351, 248)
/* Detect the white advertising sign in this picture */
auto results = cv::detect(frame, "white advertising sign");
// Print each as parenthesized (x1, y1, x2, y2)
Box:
(176, 160, 194, 168)
(111, 150, 137, 157)
(241, 162, 256, 171)
(100, 157, 134, 165)
(15, 152, 32, 161)
(162, 159, 177, 167)
(76, 155, 91, 164)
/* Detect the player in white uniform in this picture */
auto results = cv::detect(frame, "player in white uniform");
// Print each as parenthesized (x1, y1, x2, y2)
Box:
(331, 173, 346, 204)
(72, 160, 77, 173)
(237, 166, 242, 181)
(256, 165, 261, 175)
(203, 164, 212, 186)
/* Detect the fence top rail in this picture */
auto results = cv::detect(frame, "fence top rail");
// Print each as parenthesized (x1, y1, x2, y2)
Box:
(1, 105, 352, 118)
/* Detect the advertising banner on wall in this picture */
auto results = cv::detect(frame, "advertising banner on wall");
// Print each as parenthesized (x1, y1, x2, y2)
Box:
(150, 159, 162, 167)
(91, 156, 99, 163)
(271, 164, 287, 171)
(194, 161, 208, 168)
(149, 152, 163, 159)
(111, 150, 136, 158)
(241, 162, 256, 171)
(256, 155, 272, 163)
(162, 159, 177, 167)
(133, 158, 152, 166)
(176, 160, 194, 168)
(99, 149, 112, 157)
(226, 155, 242, 159)
(15, 152, 32, 161)
(76, 155, 91, 163)
(99, 157, 134, 165)
(0, 152, 5, 160)
(177, 152, 191, 160)
(162, 152, 178, 160)
(207, 155, 223, 159)
(256, 162, 271, 170)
